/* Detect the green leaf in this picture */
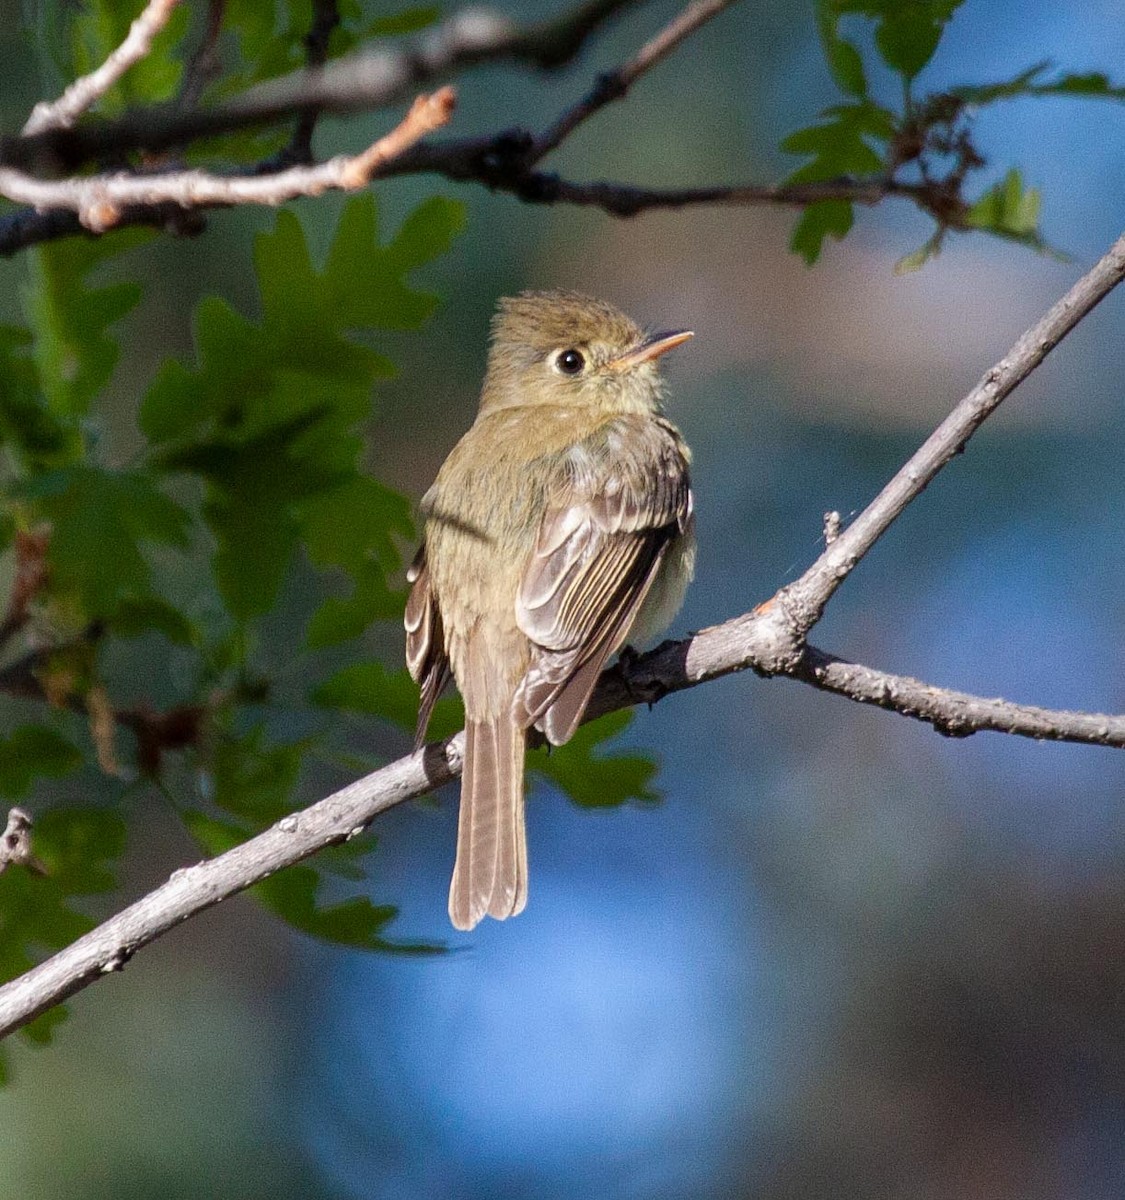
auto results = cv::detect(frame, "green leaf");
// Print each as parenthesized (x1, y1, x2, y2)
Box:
(790, 199, 855, 264)
(0, 726, 81, 798)
(21, 1006, 69, 1047)
(144, 197, 458, 623)
(160, 411, 351, 620)
(183, 810, 432, 953)
(815, 3, 867, 97)
(873, 8, 941, 79)
(22, 231, 147, 422)
(954, 63, 1125, 105)
(18, 466, 189, 618)
(822, 1, 963, 81)
(306, 567, 405, 648)
(108, 596, 196, 645)
(894, 231, 944, 274)
(0, 807, 127, 1058)
(210, 727, 305, 824)
(361, 7, 440, 39)
(966, 168, 1042, 239)
(0, 325, 76, 470)
(223, 0, 325, 88)
(302, 475, 414, 646)
(312, 662, 420, 729)
(311, 660, 464, 742)
(324, 194, 466, 331)
(780, 105, 892, 249)
(530, 711, 659, 809)
(255, 867, 401, 950)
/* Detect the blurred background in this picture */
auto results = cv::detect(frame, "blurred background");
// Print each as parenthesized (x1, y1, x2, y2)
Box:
(4, 0, 1125, 1196)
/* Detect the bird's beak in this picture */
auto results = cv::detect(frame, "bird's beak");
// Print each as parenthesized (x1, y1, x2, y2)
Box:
(606, 329, 694, 372)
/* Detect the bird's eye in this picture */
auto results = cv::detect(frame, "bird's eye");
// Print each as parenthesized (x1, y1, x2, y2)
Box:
(554, 348, 586, 375)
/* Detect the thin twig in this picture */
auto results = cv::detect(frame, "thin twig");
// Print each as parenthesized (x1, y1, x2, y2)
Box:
(3, 0, 642, 173)
(798, 648, 1125, 743)
(286, 0, 342, 166)
(2, 227, 1125, 1039)
(534, 0, 738, 158)
(0, 89, 457, 233)
(22, 0, 182, 136)
(177, 0, 226, 112)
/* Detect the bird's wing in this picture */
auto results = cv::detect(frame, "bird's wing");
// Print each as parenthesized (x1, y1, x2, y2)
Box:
(514, 429, 691, 745)
(404, 542, 452, 750)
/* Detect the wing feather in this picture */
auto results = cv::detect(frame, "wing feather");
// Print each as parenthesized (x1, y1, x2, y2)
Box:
(405, 544, 452, 749)
(513, 424, 691, 743)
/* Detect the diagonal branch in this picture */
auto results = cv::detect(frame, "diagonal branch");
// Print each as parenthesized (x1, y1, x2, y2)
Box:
(533, 0, 739, 158)
(22, 0, 182, 137)
(1, 228, 1125, 1040)
(770, 229, 1125, 642)
(3, 615, 1125, 1039)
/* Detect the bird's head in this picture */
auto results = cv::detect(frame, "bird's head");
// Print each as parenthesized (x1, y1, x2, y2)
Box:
(480, 289, 692, 415)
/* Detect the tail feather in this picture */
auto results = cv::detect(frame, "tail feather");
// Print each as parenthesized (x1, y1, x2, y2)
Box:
(449, 718, 527, 931)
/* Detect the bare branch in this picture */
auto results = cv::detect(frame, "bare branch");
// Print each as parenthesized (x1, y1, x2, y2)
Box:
(0, 89, 457, 233)
(0, 166, 929, 256)
(383, 150, 925, 215)
(534, 0, 739, 158)
(5, 0, 644, 173)
(4, 608, 1125, 1036)
(0, 0, 965, 254)
(2, 226, 1122, 1041)
(798, 649, 1125, 745)
(22, 0, 182, 136)
(772, 229, 1125, 642)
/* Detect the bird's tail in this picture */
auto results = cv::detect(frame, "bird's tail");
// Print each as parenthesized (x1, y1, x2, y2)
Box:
(448, 717, 528, 931)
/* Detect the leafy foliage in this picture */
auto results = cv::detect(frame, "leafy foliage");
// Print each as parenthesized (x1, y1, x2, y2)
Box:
(18, 466, 189, 618)
(144, 196, 461, 628)
(965, 169, 1045, 247)
(792, 0, 1124, 263)
(953, 62, 1125, 105)
(0, 804, 126, 1077)
(0, 178, 473, 1044)
(530, 712, 660, 809)
(818, 0, 965, 81)
(313, 661, 463, 742)
(781, 102, 893, 262)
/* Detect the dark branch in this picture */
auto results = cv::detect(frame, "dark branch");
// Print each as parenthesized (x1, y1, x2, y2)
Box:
(284, 0, 342, 167)
(533, 0, 739, 158)
(0, 0, 645, 174)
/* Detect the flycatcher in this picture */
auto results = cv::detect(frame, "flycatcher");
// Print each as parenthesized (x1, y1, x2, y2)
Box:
(405, 290, 695, 930)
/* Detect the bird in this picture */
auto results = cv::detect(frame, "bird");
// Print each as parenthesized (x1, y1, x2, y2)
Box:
(405, 289, 695, 930)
